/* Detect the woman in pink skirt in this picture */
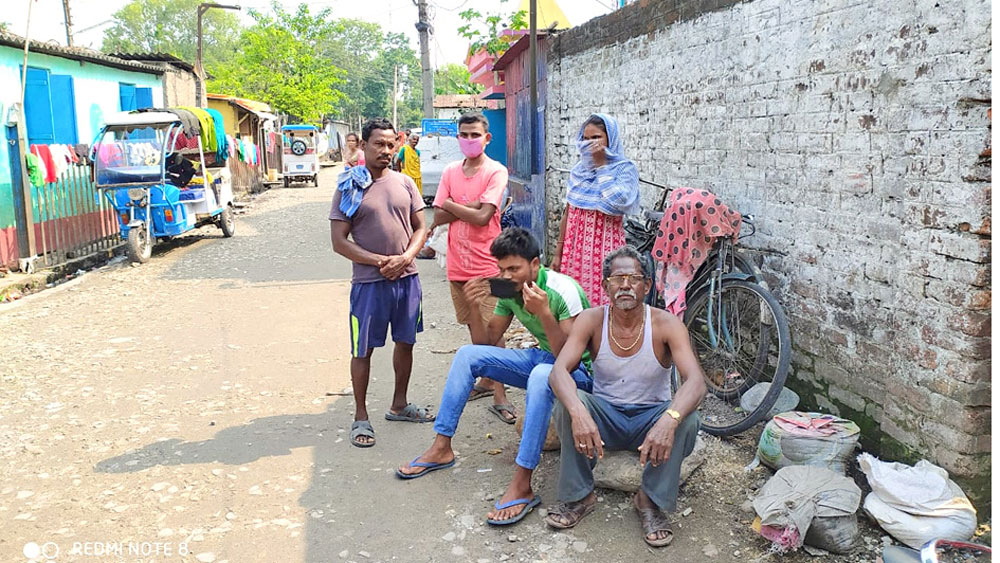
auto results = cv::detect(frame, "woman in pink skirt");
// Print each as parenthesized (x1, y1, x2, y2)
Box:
(551, 114, 640, 306)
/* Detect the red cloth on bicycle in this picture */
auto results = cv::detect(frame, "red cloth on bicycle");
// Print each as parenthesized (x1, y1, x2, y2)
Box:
(650, 188, 741, 317)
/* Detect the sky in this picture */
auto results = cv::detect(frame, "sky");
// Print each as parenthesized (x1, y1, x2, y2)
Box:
(5, 0, 614, 67)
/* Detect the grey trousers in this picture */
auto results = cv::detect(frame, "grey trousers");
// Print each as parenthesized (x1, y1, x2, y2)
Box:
(554, 389, 700, 512)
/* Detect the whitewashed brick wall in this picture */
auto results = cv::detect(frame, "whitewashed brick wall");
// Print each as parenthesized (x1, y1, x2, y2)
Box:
(544, 0, 991, 505)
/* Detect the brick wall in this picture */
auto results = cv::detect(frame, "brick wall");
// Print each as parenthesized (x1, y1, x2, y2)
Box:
(545, 0, 991, 506)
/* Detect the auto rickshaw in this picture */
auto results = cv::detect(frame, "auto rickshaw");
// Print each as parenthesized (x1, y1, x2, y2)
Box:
(93, 111, 235, 263)
(281, 124, 319, 187)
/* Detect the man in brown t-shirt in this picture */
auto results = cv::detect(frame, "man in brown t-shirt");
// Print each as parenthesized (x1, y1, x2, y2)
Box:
(330, 118, 433, 448)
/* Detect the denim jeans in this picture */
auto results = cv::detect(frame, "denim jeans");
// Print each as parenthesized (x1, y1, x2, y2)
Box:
(553, 390, 700, 512)
(433, 345, 592, 470)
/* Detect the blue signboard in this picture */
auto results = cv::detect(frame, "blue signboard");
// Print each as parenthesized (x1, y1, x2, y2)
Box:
(421, 118, 458, 137)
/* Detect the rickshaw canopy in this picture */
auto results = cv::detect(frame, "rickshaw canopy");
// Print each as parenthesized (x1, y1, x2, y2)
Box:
(102, 111, 181, 128)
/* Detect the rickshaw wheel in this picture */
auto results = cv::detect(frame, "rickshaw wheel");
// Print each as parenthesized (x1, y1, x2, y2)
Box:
(127, 227, 153, 263)
(313, 175, 319, 187)
(219, 206, 236, 238)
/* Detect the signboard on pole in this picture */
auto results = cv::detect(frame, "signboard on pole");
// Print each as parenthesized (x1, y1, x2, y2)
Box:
(421, 118, 458, 137)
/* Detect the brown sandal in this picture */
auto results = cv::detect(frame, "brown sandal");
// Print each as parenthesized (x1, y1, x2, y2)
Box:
(544, 498, 597, 529)
(633, 494, 673, 547)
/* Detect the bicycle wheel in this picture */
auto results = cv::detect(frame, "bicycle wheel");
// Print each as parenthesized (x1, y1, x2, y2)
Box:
(683, 279, 791, 436)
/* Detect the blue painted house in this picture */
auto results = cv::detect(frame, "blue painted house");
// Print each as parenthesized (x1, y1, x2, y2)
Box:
(0, 31, 165, 270)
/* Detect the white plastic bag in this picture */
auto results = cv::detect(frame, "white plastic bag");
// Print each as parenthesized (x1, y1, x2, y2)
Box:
(858, 453, 977, 549)
(427, 224, 448, 269)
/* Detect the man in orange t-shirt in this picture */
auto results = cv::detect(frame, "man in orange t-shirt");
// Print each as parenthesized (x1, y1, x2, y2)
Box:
(429, 112, 514, 423)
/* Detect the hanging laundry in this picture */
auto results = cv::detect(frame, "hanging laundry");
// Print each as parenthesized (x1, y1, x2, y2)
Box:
(74, 143, 91, 164)
(203, 108, 228, 162)
(168, 108, 202, 139)
(180, 107, 217, 153)
(25, 153, 45, 187)
(30, 145, 57, 183)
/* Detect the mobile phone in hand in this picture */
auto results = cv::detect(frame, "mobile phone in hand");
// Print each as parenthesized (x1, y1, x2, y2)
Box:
(488, 277, 518, 299)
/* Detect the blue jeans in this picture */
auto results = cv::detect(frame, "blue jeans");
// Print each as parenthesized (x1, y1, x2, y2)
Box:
(433, 345, 592, 470)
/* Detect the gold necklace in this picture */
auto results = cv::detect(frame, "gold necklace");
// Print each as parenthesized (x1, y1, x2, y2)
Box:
(609, 306, 644, 351)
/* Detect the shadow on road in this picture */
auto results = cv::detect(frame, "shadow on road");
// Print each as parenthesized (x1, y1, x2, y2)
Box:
(94, 406, 341, 472)
(157, 200, 351, 285)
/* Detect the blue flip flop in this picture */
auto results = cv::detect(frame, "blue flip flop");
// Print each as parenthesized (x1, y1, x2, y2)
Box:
(486, 496, 542, 526)
(395, 457, 456, 480)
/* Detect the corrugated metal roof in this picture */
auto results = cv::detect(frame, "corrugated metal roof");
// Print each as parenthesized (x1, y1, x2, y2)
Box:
(0, 31, 164, 74)
(207, 93, 277, 121)
(111, 52, 195, 73)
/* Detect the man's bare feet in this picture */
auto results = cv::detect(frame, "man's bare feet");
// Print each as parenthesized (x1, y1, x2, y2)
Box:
(545, 491, 598, 529)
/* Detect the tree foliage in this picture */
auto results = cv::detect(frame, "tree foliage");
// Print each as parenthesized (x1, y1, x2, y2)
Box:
(208, 3, 345, 123)
(322, 20, 423, 129)
(434, 63, 482, 96)
(101, 0, 240, 68)
(101, 1, 425, 128)
(457, 0, 527, 57)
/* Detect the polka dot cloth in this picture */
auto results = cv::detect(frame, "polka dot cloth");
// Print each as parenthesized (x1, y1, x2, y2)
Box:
(650, 188, 741, 316)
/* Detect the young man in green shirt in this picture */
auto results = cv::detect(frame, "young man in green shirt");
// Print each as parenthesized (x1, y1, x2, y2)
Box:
(396, 227, 593, 527)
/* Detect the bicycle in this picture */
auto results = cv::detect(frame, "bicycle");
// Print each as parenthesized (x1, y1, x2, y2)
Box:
(625, 181, 791, 436)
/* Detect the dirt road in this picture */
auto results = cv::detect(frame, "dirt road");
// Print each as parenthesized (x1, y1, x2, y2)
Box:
(2, 165, 888, 563)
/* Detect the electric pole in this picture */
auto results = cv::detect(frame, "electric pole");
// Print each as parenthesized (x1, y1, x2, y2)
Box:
(62, 0, 74, 47)
(196, 2, 241, 107)
(392, 64, 398, 129)
(414, 0, 434, 119)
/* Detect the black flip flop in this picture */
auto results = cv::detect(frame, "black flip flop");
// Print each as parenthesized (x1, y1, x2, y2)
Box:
(468, 384, 493, 401)
(487, 403, 517, 425)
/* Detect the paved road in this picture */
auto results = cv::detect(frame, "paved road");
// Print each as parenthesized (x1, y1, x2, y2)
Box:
(2, 165, 879, 563)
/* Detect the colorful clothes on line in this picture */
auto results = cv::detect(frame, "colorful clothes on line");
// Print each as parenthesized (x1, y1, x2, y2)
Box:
(30, 145, 57, 183)
(566, 113, 640, 216)
(650, 188, 741, 316)
(561, 205, 625, 307)
(203, 108, 228, 162)
(169, 108, 202, 139)
(25, 153, 45, 187)
(176, 106, 216, 153)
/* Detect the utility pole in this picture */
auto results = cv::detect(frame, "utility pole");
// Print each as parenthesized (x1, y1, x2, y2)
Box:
(61, 0, 74, 47)
(16, 0, 37, 263)
(392, 64, 398, 129)
(414, 0, 434, 119)
(196, 2, 241, 107)
(528, 0, 537, 173)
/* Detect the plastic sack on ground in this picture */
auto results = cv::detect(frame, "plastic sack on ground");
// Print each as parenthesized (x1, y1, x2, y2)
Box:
(427, 224, 448, 269)
(858, 453, 977, 549)
(753, 465, 862, 552)
(757, 411, 860, 474)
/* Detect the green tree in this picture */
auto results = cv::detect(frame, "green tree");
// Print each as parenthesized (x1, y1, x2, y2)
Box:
(434, 63, 483, 95)
(208, 3, 345, 123)
(322, 20, 423, 129)
(101, 0, 240, 68)
(457, 0, 527, 57)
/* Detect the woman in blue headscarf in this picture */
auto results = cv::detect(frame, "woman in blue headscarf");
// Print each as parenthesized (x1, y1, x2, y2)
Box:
(551, 113, 640, 306)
